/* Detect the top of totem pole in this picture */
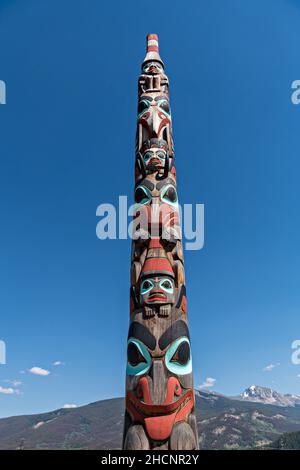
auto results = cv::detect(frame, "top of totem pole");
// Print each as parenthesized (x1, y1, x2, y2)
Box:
(142, 34, 164, 68)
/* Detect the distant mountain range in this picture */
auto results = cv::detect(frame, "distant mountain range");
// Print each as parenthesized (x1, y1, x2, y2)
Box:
(1, 385, 300, 449)
(238, 385, 300, 407)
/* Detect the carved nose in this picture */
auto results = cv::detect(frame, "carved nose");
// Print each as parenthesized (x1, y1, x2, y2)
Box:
(150, 360, 167, 405)
(151, 110, 161, 137)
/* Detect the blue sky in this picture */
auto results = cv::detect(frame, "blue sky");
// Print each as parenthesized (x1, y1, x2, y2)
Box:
(0, 0, 300, 418)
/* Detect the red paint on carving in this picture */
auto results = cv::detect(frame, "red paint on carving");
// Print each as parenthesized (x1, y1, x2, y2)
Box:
(181, 295, 187, 315)
(157, 114, 170, 137)
(138, 377, 151, 403)
(142, 257, 173, 275)
(147, 34, 159, 42)
(164, 376, 182, 402)
(126, 377, 194, 441)
(147, 292, 167, 303)
(144, 414, 176, 441)
(148, 237, 162, 249)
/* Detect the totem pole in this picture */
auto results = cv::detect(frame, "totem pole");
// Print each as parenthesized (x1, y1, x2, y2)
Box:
(123, 34, 199, 450)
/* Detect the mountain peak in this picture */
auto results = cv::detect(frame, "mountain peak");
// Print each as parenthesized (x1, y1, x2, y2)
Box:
(240, 385, 300, 407)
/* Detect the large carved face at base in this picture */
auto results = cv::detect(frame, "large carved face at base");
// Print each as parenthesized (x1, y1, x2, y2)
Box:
(126, 319, 194, 442)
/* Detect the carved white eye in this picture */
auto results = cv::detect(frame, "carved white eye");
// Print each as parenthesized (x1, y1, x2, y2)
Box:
(165, 338, 192, 375)
(135, 185, 151, 205)
(126, 338, 151, 376)
(141, 279, 154, 295)
(156, 151, 166, 161)
(143, 151, 153, 163)
(159, 278, 174, 294)
(161, 184, 178, 206)
(138, 99, 150, 116)
(158, 99, 170, 115)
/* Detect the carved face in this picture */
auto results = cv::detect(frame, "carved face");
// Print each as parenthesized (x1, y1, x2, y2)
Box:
(138, 62, 169, 99)
(140, 276, 175, 306)
(133, 177, 180, 241)
(135, 139, 171, 182)
(134, 178, 178, 208)
(142, 61, 164, 75)
(126, 320, 194, 442)
(137, 94, 171, 142)
(142, 146, 167, 172)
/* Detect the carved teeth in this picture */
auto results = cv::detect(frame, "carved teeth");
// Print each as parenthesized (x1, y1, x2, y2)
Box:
(129, 395, 191, 418)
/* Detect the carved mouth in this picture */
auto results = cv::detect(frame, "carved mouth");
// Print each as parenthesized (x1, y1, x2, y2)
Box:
(128, 391, 191, 416)
(147, 158, 163, 168)
(147, 292, 167, 302)
(126, 389, 194, 441)
(148, 66, 159, 73)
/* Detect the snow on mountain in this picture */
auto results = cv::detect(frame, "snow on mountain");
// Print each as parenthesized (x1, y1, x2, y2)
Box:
(239, 385, 300, 407)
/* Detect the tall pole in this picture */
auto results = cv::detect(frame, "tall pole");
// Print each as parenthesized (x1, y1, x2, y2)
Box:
(123, 34, 199, 450)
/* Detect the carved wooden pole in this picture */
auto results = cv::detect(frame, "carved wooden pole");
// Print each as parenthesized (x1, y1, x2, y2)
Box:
(123, 34, 199, 450)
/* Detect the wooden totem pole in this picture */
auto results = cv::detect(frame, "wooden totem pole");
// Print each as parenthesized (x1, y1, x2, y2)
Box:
(123, 34, 199, 450)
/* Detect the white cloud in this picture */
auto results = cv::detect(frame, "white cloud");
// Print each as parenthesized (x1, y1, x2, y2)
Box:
(53, 361, 64, 366)
(263, 363, 280, 372)
(4, 380, 22, 387)
(29, 367, 50, 376)
(63, 403, 77, 409)
(198, 377, 217, 389)
(296, 374, 300, 378)
(0, 386, 15, 395)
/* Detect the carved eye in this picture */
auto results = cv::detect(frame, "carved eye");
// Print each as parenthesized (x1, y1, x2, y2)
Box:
(158, 99, 170, 115)
(141, 279, 154, 295)
(159, 278, 174, 294)
(126, 339, 151, 376)
(165, 338, 192, 375)
(161, 184, 178, 206)
(138, 99, 150, 116)
(128, 342, 146, 366)
(143, 151, 153, 163)
(142, 62, 163, 73)
(157, 151, 166, 161)
(135, 185, 151, 205)
(170, 341, 190, 365)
